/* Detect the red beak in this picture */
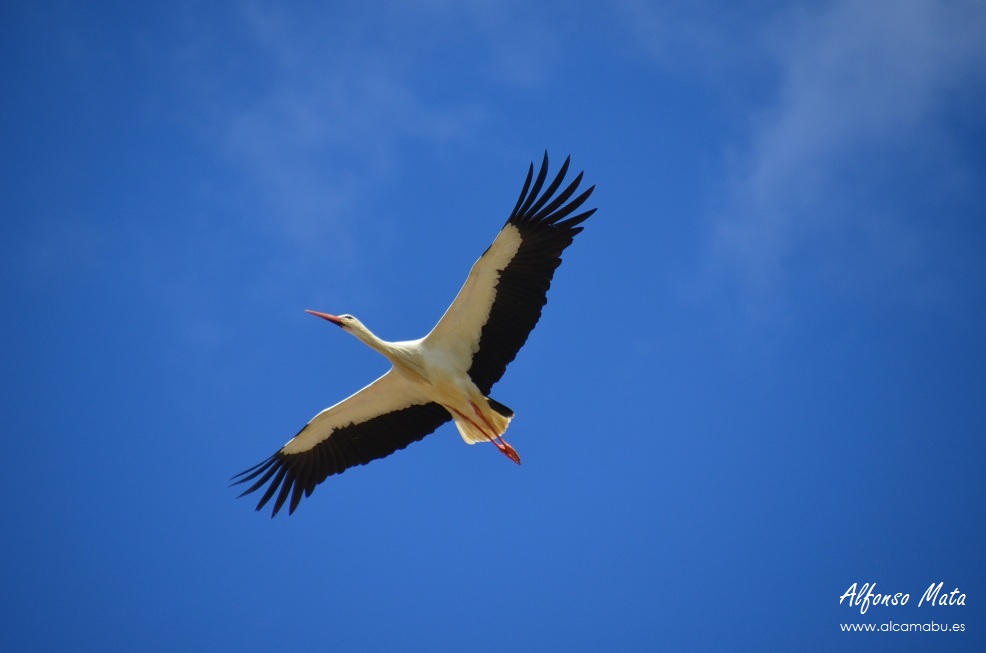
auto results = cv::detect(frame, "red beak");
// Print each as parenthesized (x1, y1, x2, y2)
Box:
(305, 310, 343, 326)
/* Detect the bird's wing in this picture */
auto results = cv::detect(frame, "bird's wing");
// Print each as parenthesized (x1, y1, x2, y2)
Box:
(231, 370, 451, 517)
(424, 153, 596, 395)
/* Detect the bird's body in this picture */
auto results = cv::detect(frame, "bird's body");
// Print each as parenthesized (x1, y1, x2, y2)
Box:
(233, 153, 596, 516)
(296, 316, 518, 459)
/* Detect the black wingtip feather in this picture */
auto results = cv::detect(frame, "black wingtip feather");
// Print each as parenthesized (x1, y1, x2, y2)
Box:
(526, 156, 570, 218)
(237, 460, 280, 498)
(256, 465, 288, 512)
(532, 172, 583, 223)
(516, 153, 551, 218)
(509, 162, 535, 219)
(229, 454, 275, 483)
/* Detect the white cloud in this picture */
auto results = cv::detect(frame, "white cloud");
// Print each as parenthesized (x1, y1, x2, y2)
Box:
(706, 0, 986, 307)
(180, 0, 568, 276)
(617, 1, 772, 76)
(216, 3, 491, 260)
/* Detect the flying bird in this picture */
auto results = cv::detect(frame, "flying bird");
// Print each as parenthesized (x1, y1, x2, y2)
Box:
(232, 153, 596, 516)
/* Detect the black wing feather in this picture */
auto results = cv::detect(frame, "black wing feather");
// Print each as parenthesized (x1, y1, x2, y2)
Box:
(232, 402, 452, 517)
(467, 153, 596, 395)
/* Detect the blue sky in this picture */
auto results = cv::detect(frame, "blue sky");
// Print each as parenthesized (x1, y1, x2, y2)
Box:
(2, 1, 985, 650)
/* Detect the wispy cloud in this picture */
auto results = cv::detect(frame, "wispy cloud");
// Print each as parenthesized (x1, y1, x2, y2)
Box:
(71, 1, 569, 348)
(221, 65, 485, 254)
(189, 1, 569, 261)
(705, 0, 986, 309)
(212, 3, 492, 262)
(617, 1, 773, 77)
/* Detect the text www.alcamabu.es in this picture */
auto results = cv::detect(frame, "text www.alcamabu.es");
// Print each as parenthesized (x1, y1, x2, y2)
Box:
(840, 621, 966, 633)
(839, 581, 968, 635)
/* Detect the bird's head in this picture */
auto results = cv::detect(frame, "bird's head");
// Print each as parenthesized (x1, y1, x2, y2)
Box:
(305, 310, 360, 330)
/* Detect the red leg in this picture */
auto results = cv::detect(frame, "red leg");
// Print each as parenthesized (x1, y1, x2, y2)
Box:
(449, 406, 522, 465)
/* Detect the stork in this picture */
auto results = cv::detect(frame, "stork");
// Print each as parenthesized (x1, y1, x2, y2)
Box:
(232, 153, 596, 516)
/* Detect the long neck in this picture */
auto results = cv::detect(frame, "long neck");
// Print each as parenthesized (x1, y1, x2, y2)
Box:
(350, 323, 422, 375)
(349, 323, 392, 357)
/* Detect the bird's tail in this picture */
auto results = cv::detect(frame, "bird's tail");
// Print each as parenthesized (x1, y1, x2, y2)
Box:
(454, 397, 513, 445)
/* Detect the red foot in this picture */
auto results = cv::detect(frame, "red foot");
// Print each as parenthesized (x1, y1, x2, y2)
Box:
(498, 440, 522, 465)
